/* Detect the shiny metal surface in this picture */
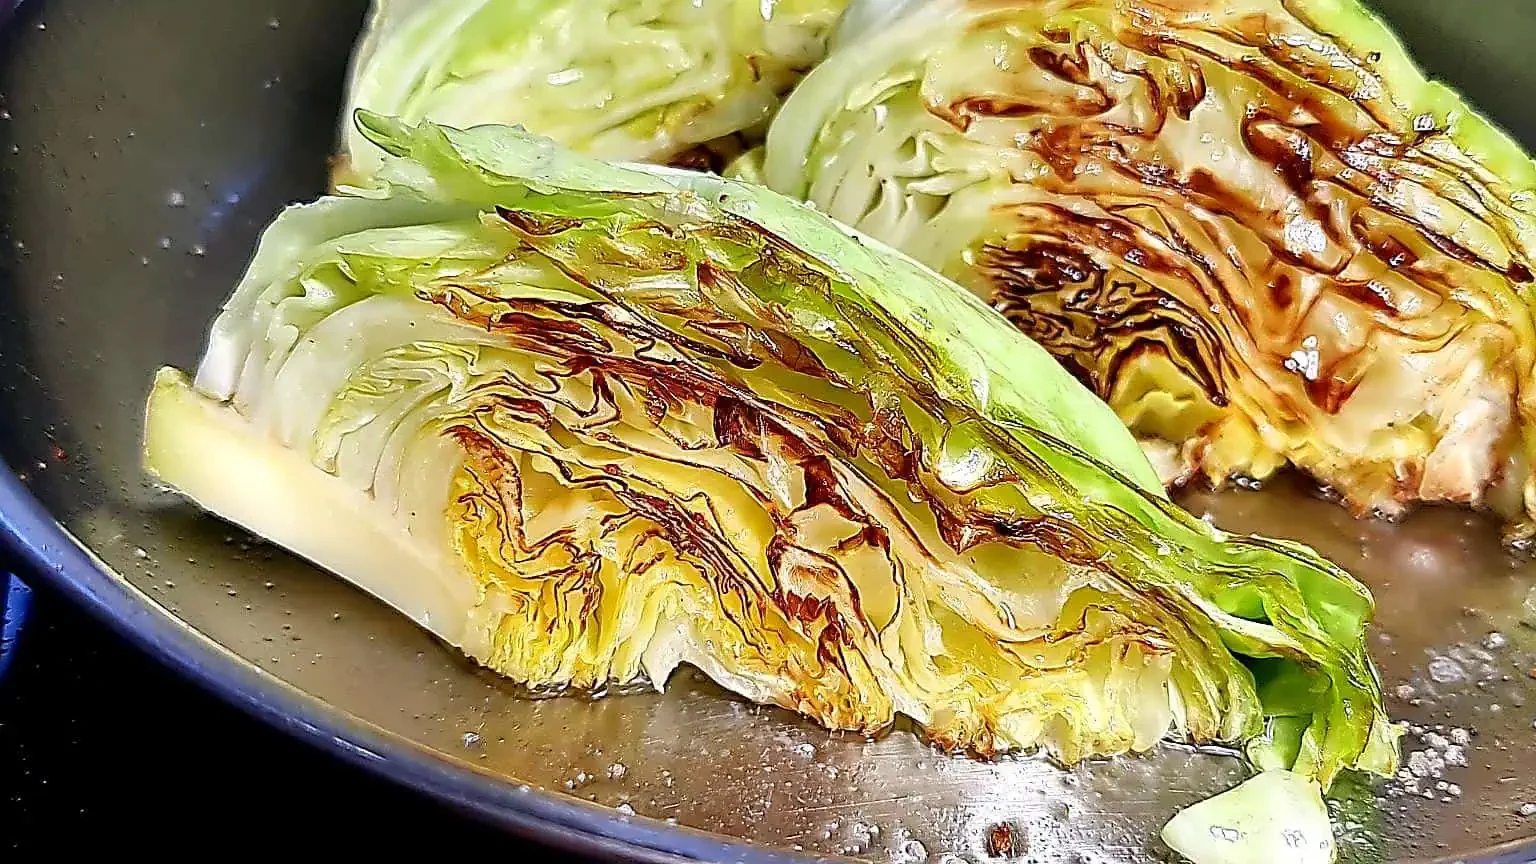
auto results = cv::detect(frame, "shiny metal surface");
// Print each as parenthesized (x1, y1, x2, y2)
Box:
(2, 1, 1536, 861)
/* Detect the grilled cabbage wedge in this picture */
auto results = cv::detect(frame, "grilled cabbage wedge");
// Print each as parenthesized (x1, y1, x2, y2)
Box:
(338, 0, 849, 183)
(762, 0, 1536, 537)
(143, 114, 1397, 844)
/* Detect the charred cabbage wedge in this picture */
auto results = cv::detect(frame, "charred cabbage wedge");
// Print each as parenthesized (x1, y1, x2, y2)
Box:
(143, 114, 1396, 853)
(338, 0, 849, 182)
(762, 0, 1536, 536)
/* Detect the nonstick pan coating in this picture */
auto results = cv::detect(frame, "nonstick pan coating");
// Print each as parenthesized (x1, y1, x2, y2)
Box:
(4, 1, 1536, 861)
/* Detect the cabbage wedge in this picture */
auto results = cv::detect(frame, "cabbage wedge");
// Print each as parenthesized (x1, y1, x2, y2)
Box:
(762, 0, 1536, 534)
(144, 114, 1396, 793)
(338, 0, 849, 182)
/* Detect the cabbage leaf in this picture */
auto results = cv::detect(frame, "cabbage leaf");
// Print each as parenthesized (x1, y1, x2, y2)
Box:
(339, 0, 849, 182)
(762, 0, 1536, 535)
(145, 114, 1397, 790)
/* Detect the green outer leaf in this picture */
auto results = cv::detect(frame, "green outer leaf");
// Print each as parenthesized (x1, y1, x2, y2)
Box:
(357, 110, 1168, 493)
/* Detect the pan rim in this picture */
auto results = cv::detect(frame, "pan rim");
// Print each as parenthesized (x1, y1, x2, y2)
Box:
(1, 1, 1535, 860)
(0, 465, 821, 864)
(0, 1, 799, 856)
(8, 477, 1536, 864)
(0, 0, 793, 856)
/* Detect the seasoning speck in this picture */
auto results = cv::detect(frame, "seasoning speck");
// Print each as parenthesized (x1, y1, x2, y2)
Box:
(984, 822, 1017, 858)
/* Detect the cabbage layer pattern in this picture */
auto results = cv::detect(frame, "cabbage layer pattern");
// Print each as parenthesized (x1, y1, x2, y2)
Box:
(341, 0, 849, 181)
(145, 115, 1397, 787)
(763, 0, 1536, 531)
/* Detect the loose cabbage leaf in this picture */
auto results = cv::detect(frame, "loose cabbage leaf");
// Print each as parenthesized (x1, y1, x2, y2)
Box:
(762, 0, 1536, 535)
(338, 0, 849, 182)
(1162, 770, 1335, 864)
(145, 114, 1396, 790)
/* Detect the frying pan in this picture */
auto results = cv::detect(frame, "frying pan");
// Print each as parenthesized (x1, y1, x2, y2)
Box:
(4, 1, 1536, 861)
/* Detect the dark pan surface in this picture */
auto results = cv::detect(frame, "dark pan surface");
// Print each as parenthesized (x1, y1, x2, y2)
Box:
(3, 1, 1536, 861)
